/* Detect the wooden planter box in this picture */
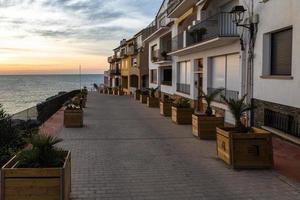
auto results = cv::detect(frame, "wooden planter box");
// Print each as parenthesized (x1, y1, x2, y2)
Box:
(64, 109, 83, 128)
(134, 92, 140, 101)
(118, 90, 124, 96)
(216, 127, 273, 169)
(147, 97, 159, 108)
(1, 151, 71, 200)
(140, 95, 148, 104)
(171, 107, 193, 124)
(160, 101, 172, 116)
(113, 90, 118, 95)
(192, 114, 224, 139)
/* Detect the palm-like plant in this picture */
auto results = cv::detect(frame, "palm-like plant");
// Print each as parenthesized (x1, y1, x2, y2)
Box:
(221, 94, 255, 131)
(17, 135, 65, 168)
(147, 86, 160, 98)
(174, 98, 190, 108)
(200, 88, 224, 116)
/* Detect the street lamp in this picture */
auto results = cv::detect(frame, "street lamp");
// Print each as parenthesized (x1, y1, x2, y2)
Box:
(230, 5, 247, 25)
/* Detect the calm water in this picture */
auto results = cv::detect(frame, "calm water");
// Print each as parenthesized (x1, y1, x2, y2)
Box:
(0, 74, 103, 114)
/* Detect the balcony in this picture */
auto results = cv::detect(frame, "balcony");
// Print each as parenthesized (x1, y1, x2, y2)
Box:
(127, 45, 136, 56)
(120, 48, 127, 58)
(107, 55, 116, 63)
(207, 87, 239, 103)
(177, 83, 190, 94)
(143, 20, 158, 41)
(110, 68, 121, 76)
(167, 0, 197, 18)
(151, 49, 172, 64)
(171, 13, 239, 56)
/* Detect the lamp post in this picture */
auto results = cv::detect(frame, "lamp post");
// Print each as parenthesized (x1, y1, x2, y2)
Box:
(230, 2, 258, 126)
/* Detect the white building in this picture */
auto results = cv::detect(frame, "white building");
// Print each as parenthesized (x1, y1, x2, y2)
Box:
(251, 0, 300, 139)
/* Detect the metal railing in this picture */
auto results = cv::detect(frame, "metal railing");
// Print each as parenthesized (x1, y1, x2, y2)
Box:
(177, 83, 190, 94)
(167, 0, 183, 16)
(207, 87, 239, 103)
(11, 106, 38, 121)
(265, 109, 300, 138)
(172, 12, 239, 52)
(143, 20, 158, 40)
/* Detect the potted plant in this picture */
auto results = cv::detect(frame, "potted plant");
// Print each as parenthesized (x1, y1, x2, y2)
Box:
(160, 96, 173, 117)
(192, 88, 224, 139)
(118, 86, 124, 96)
(113, 87, 118, 95)
(147, 87, 159, 108)
(160, 51, 168, 60)
(134, 89, 141, 101)
(216, 95, 273, 169)
(64, 103, 83, 128)
(140, 89, 149, 104)
(172, 98, 193, 124)
(1, 135, 71, 200)
(107, 87, 113, 95)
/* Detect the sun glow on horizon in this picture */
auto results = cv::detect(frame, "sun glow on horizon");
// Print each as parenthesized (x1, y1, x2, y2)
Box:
(0, 0, 161, 74)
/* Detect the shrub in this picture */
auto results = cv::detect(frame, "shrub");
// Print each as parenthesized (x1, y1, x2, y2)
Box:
(16, 135, 66, 168)
(173, 98, 190, 108)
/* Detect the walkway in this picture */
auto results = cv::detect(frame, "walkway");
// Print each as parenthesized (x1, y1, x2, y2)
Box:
(58, 92, 300, 200)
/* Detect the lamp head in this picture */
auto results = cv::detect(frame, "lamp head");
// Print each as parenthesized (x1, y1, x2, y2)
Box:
(230, 5, 247, 24)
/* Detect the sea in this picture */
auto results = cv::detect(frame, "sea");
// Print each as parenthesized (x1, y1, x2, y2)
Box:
(0, 74, 103, 114)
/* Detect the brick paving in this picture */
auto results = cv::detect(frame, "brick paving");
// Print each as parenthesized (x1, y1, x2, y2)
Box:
(58, 92, 300, 200)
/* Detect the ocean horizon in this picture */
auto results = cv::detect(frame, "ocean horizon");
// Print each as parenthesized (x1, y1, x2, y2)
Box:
(0, 74, 104, 114)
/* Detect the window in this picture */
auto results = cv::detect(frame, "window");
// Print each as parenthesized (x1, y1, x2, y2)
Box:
(271, 28, 292, 75)
(162, 68, 172, 86)
(151, 45, 158, 62)
(209, 54, 240, 102)
(263, 27, 293, 77)
(132, 57, 137, 67)
(177, 61, 191, 94)
(151, 69, 157, 84)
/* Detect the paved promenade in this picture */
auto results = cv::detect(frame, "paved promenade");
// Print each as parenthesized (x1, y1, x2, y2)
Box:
(58, 92, 300, 200)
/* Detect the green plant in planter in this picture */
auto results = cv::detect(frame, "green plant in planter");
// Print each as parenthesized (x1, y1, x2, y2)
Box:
(147, 87, 160, 98)
(16, 135, 65, 168)
(160, 51, 168, 60)
(174, 98, 190, 108)
(140, 89, 149, 96)
(200, 88, 224, 116)
(221, 94, 256, 132)
(93, 83, 99, 90)
(81, 86, 88, 97)
(0, 104, 24, 166)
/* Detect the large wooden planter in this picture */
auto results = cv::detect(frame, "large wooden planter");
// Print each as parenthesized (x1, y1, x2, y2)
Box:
(160, 101, 172, 116)
(216, 127, 273, 169)
(140, 95, 148, 104)
(118, 90, 124, 96)
(171, 107, 193, 124)
(147, 97, 159, 108)
(134, 92, 141, 101)
(113, 89, 118, 95)
(64, 109, 83, 128)
(192, 114, 224, 139)
(1, 151, 71, 200)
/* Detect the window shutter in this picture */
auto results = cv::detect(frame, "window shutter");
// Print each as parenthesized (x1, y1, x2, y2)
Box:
(271, 28, 292, 75)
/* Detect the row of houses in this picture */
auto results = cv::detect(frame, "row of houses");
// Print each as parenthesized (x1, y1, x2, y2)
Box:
(105, 0, 300, 141)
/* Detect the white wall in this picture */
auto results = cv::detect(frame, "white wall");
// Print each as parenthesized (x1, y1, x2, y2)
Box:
(253, 0, 300, 109)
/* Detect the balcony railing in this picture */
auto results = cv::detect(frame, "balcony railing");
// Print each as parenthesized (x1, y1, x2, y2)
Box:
(177, 83, 190, 94)
(167, 0, 183, 16)
(127, 45, 136, 56)
(143, 20, 158, 40)
(152, 49, 172, 63)
(110, 68, 121, 76)
(207, 87, 239, 103)
(172, 12, 239, 52)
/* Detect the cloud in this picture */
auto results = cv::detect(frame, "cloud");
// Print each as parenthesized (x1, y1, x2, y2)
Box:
(0, 0, 162, 73)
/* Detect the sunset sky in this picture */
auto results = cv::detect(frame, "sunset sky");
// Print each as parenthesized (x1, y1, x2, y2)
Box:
(0, 0, 161, 74)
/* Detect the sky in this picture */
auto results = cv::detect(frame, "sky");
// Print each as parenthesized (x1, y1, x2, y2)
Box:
(0, 0, 162, 74)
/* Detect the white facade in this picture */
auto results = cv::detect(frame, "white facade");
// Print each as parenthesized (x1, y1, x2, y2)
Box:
(253, 0, 300, 109)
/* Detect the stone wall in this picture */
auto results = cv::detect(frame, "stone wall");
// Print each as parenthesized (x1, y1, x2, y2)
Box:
(252, 98, 300, 128)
